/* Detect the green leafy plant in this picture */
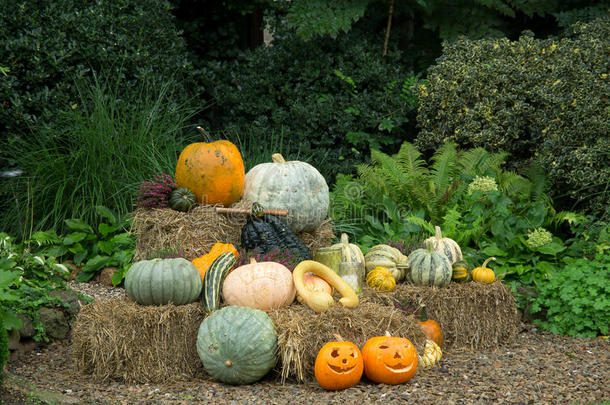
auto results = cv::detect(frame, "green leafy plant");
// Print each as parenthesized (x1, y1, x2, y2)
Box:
(416, 16, 610, 218)
(531, 252, 610, 337)
(33, 206, 135, 286)
(2, 75, 199, 237)
(0, 232, 82, 342)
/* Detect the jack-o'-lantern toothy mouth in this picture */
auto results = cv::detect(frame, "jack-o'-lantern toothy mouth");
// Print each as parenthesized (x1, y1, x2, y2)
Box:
(383, 362, 414, 373)
(328, 363, 357, 374)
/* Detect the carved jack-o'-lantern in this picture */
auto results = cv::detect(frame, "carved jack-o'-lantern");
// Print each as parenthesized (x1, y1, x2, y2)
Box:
(314, 334, 364, 390)
(361, 332, 418, 385)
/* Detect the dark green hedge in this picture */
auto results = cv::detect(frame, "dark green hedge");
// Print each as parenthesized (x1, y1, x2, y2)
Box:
(204, 30, 422, 181)
(415, 16, 609, 218)
(0, 0, 195, 168)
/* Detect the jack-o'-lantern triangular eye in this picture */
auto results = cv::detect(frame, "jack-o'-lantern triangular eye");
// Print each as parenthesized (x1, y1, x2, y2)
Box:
(379, 345, 389, 349)
(331, 349, 340, 357)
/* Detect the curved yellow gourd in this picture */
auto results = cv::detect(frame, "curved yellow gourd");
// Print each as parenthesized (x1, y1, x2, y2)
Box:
(293, 260, 359, 313)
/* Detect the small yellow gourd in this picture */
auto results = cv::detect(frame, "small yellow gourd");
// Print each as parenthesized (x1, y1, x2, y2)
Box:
(293, 260, 359, 313)
(366, 266, 396, 292)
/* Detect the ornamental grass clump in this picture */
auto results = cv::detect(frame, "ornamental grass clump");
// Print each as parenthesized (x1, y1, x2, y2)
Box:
(136, 173, 175, 209)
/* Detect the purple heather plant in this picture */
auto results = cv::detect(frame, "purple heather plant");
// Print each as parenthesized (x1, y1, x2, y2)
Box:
(136, 173, 175, 209)
(236, 248, 301, 271)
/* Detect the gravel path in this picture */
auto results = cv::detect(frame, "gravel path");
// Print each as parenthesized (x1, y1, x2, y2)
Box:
(2, 282, 609, 404)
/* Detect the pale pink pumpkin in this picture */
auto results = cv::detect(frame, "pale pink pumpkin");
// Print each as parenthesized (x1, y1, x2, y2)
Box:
(222, 258, 296, 310)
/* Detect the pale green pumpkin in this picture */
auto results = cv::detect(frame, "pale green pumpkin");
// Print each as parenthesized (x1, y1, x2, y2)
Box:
(125, 258, 202, 305)
(407, 242, 452, 287)
(242, 153, 329, 233)
(196, 306, 278, 385)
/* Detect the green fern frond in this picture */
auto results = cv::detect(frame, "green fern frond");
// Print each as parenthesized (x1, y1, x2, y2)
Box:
(403, 215, 435, 234)
(550, 211, 587, 227)
(498, 171, 531, 199)
(430, 142, 458, 195)
(441, 207, 462, 240)
(394, 142, 428, 178)
(458, 147, 489, 176)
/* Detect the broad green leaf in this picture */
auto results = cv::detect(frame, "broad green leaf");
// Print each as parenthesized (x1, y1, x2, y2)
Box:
(95, 205, 118, 225)
(64, 219, 94, 234)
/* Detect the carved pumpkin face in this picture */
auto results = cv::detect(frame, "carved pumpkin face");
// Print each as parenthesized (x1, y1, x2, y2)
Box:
(314, 340, 364, 390)
(361, 334, 417, 385)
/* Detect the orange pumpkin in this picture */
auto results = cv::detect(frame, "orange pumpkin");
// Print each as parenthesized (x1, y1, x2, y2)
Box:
(314, 334, 364, 390)
(417, 306, 443, 349)
(175, 127, 245, 206)
(192, 242, 239, 281)
(361, 332, 418, 385)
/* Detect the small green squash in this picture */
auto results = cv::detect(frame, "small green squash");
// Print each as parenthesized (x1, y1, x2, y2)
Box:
(202, 252, 237, 312)
(196, 306, 278, 385)
(364, 244, 408, 282)
(169, 187, 197, 212)
(451, 260, 471, 283)
(125, 258, 202, 305)
(407, 242, 452, 287)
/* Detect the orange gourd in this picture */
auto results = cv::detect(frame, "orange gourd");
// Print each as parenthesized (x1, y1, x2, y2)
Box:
(472, 257, 497, 284)
(297, 273, 333, 303)
(361, 332, 418, 385)
(175, 127, 245, 206)
(314, 334, 364, 390)
(191, 243, 239, 281)
(417, 306, 443, 349)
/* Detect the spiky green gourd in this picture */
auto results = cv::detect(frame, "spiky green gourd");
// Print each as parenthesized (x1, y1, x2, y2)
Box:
(408, 242, 452, 287)
(196, 306, 278, 385)
(125, 258, 202, 305)
(202, 252, 237, 312)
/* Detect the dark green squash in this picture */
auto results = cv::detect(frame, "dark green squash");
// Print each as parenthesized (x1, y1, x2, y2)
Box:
(240, 202, 311, 260)
(202, 252, 236, 313)
(169, 187, 197, 212)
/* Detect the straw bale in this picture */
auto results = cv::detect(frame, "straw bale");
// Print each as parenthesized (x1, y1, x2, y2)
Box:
(131, 200, 335, 261)
(267, 296, 428, 384)
(365, 282, 520, 352)
(71, 298, 206, 383)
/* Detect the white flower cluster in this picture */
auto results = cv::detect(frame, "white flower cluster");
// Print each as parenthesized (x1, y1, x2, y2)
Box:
(467, 176, 498, 194)
(526, 228, 553, 248)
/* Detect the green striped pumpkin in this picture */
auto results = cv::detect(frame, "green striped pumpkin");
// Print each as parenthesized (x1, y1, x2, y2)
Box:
(196, 306, 278, 385)
(407, 242, 452, 287)
(202, 252, 236, 312)
(169, 187, 197, 212)
(125, 258, 202, 305)
(423, 226, 463, 264)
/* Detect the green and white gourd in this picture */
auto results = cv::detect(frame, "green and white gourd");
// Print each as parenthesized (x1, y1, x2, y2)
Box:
(125, 258, 202, 305)
(242, 153, 329, 233)
(196, 306, 278, 385)
(408, 242, 453, 287)
(202, 252, 237, 313)
(423, 226, 463, 264)
(364, 244, 409, 282)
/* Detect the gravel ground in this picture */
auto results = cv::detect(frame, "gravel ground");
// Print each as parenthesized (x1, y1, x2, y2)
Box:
(2, 281, 609, 405)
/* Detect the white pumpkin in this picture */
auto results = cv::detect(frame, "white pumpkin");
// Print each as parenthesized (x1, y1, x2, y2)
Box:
(423, 226, 463, 264)
(222, 259, 296, 310)
(242, 153, 329, 233)
(331, 233, 365, 270)
(418, 339, 443, 369)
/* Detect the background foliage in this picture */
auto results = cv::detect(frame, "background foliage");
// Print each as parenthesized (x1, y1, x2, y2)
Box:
(415, 16, 610, 218)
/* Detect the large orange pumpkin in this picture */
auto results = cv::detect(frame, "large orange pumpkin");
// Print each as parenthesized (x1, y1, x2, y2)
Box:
(314, 334, 364, 390)
(361, 332, 418, 385)
(191, 242, 239, 281)
(175, 127, 245, 206)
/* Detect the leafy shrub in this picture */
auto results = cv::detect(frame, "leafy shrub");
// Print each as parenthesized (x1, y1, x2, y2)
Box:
(531, 252, 610, 337)
(0, 0, 195, 168)
(205, 30, 422, 181)
(415, 16, 610, 218)
(1, 76, 199, 237)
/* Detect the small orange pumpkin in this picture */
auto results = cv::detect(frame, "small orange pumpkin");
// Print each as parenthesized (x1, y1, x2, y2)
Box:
(175, 126, 245, 206)
(191, 242, 239, 281)
(472, 257, 496, 284)
(417, 306, 443, 349)
(314, 334, 364, 390)
(361, 332, 418, 385)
